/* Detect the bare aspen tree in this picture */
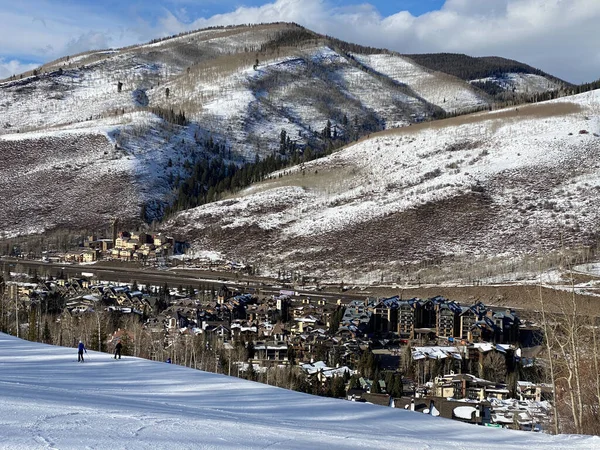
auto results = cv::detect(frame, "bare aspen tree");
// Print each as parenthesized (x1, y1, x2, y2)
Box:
(539, 252, 600, 435)
(538, 268, 559, 434)
(567, 270, 584, 433)
(592, 321, 600, 412)
(94, 308, 102, 353)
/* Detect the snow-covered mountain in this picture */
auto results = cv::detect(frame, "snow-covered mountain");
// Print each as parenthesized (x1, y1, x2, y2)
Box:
(406, 53, 567, 100)
(0, 332, 597, 449)
(470, 73, 562, 96)
(166, 89, 600, 283)
(0, 23, 561, 238)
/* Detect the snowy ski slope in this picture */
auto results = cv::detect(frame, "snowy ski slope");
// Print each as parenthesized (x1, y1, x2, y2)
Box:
(0, 332, 598, 450)
(352, 53, 489, 114)
(470, 73, 562, 95)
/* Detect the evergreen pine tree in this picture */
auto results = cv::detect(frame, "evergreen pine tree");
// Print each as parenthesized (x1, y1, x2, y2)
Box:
(332, 376, 346, 398)
(371, 378, 381, 394)
(42, 320, 52, 344)
(348, 374, 361, 390)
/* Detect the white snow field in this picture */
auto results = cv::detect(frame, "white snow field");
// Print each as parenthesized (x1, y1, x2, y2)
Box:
(0, 333, 598, 450)
(470, 73, 562, 95)
(352, 53, 489, 114)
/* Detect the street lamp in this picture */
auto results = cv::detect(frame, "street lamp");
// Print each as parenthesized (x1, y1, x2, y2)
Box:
(15, 285, 19, 339)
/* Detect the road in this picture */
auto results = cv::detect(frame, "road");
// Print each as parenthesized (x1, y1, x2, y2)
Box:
(1, 257, 365, 302)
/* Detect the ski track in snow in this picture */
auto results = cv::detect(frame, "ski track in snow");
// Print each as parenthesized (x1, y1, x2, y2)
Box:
(0, 333, 598, 449)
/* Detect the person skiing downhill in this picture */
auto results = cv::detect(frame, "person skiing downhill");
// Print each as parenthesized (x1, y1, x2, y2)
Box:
(114, 340, 122, 359)
(78, 340, 86, 362)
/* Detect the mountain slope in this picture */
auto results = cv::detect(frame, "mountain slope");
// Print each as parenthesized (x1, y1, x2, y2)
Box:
(406, 53, 567, 98)
(0, 23, 562, 238)
(0, 332, 596, 449)
(165, 90, 600, 283)
(351, 53, 488, 114)
(407, 53, 567, 83)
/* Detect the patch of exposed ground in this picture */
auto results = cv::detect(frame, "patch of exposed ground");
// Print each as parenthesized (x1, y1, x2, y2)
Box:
(0, 134, 140, 237)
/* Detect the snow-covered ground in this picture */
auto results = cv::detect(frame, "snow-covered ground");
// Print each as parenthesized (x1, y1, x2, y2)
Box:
(352, 53, 489, 114)
(0, 22, 576, 248)
(1, 332, 598, 450)
(470, 73, 562, 95)
(171, 89, 600, 281)
(2, 24, 497, 237)
(574, 262, 600, 277)
(0, 110, 203, 237)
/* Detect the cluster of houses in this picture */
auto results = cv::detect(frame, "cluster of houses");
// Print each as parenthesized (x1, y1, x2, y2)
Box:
(35, 227, 177, 264)
(6, 277, 151, 315)
(30, 229, 249, 273)
(5, 269, 553, 431)
(152, 287, 340, 369)
(387, 372, 553, 430)
(108, 231, 175, 261)
(341, 295, 528, 346)
(77, 230, 175, 262)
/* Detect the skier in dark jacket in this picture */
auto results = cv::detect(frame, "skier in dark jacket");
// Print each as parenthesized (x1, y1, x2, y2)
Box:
(77, 340, 86, 362)
(114, 340, 122, 359)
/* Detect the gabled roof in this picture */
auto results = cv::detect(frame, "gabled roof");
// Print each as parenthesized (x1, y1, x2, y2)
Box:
(272, 321, 286, 335)
(460, 306, 476, 316)
(429, 295, 447, 305)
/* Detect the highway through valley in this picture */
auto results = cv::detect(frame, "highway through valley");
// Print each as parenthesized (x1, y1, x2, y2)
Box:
(0, 257, 365, 302)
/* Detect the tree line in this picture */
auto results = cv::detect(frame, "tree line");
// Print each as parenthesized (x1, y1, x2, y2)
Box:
(161, 112, 381, 219)
(407, 53, 567, 85)
(148, 107, 188, 126)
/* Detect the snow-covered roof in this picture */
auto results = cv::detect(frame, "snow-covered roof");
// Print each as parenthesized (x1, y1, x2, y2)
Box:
(471, 343, 495, 352)
(412, 346, 462, 360)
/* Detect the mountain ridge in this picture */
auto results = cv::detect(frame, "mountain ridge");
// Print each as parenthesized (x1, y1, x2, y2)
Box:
(406, 53, 569, 85)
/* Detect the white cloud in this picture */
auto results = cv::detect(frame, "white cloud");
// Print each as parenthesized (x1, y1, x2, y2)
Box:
(150, 0, 599, 83)
(0, 2, 138, 62)
(63, 31, 113, 56)
(0, 58, 39, 80)
(1, 0, 599, 83)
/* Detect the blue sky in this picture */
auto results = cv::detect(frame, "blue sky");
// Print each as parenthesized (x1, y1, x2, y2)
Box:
(155, 0, 448, 20)
(1, 0, 599, 83)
